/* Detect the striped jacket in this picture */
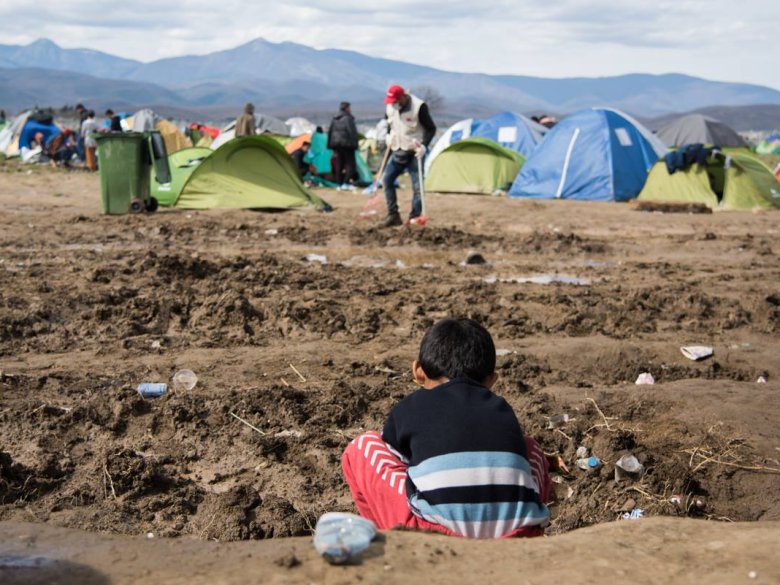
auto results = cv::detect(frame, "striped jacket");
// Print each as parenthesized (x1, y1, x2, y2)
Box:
(382, 378, 550, 538)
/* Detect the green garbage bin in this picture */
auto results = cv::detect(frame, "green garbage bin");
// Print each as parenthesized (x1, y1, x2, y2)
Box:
(95, 131, 170, 215)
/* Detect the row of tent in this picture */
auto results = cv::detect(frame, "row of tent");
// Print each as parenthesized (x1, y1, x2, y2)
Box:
(0, 108, 194, 159)
(0, 108, 322, 160)
(423, 109, 780, 210)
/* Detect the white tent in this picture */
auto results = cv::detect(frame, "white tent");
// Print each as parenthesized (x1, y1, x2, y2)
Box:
(285, 117, 316, 137)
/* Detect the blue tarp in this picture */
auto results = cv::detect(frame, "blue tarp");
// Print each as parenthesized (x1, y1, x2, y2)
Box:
(508, 108, 666, 202)
(18, 120, 60, 149)
(471, 112, 546, 158)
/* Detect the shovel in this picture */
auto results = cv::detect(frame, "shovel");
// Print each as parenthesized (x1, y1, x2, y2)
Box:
(408, 155, 428, 227)
(359, 146, 392, 219)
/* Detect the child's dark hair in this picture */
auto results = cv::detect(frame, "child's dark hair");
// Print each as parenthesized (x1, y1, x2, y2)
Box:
(418, 318, 495, 382)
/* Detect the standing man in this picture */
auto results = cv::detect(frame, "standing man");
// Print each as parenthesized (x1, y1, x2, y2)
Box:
(327, 101, 359, 187)
(382, 85, 436, 227)
(235, 103, 257, 137)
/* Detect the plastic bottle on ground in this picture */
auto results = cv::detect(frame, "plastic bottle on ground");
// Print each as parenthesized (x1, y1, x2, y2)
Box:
(313, 512, 376, 565)
(172, 369, 198, 391)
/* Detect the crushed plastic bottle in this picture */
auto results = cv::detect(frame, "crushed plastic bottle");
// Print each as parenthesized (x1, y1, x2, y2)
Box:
(137, 383, 167, 398)
(172, 369, 198, 391)
(313, 512, 376, 565)
(614, 454, 645, 481)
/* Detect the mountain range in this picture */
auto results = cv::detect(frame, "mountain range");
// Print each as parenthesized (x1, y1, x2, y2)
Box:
(2, 38, 779, 128)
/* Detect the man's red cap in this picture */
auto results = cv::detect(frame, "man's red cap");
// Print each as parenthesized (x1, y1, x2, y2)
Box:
(384, 84, 405, 104)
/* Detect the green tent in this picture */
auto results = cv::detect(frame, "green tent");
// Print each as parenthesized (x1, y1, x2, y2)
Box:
(175, 136, 330, 210)
(424, 138, 525, 194)
(638, 151, 780, 210)
(152, 147, 213, 206)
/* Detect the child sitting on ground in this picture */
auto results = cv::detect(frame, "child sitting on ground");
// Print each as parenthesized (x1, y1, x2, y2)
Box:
(342, 317, 551, 538)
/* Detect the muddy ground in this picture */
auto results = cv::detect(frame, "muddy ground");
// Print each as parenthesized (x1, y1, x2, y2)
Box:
(0, 162, 779, 579)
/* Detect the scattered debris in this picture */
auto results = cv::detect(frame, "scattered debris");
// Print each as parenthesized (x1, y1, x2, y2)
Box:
(289, 363, 307, 383)
(680, 346, 714, 361)
(757, 376, 767, 384)
(495, 349, 513, 357)
(264, 228, 279, 236)
(136, 383, 167, 398)
(229, 412, 266, 436)
(614, 454, 645, 481)
(576, 456, 601, 471)
(485, 274, 591, 286)
(304, 254, 328, 264)
(274, 430, 303, 439)
(635, 372, 655, 385)
(546, 414, 571, 429)
(313, 512, 376, 565)
(620, 509, 645, 520)
(172, 369, 198, 391)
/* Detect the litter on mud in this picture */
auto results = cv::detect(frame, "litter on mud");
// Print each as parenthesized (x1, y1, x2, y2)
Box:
(680, 346, 714, 361)
(313, 512, 376, 565)
(483, 274, 591, 285)
(615, 455, 645, 482)
(172, 369, 198, 391)
(137, 383, 167, 398)
(546, 414, 571, 429)
(304, 254, 328, 264)
(635, 372, 655, 385)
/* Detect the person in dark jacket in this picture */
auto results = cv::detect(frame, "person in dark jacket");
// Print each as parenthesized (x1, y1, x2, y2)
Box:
(327, 101, 359, 187)
(290, 140, 314, 179)
(104, 109, 122, 132)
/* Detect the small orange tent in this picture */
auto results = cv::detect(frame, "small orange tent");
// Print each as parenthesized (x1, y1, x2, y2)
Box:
(285, 133, 312, 154)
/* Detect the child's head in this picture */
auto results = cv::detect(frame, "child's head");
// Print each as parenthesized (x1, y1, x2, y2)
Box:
(416, 318, 496, 386)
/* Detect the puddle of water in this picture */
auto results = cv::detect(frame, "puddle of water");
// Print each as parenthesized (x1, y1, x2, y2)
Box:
(484, 273, 591, 286)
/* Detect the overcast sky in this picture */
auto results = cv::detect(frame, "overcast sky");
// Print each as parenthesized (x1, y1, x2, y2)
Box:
(2, 0, 777, 89)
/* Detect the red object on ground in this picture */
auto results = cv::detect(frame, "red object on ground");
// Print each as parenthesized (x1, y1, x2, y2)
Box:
(342, 431, 550, 537)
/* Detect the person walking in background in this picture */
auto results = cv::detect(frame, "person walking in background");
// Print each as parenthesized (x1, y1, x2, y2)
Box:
(81, 110, 99, 171)
(327, 101, 359, 188)
(235, 103, 257, 137)
(381, 85, 436, 227)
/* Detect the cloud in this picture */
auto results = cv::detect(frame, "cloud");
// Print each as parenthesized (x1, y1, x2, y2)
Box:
(0, 0, 777, 88)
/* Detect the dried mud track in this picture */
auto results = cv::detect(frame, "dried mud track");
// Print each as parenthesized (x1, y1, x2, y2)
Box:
(0, 164, 779, 545)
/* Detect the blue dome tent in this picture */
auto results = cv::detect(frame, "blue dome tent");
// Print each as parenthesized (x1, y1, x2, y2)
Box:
(471, 112, 547, 158)
(508, 108, 667, 202)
